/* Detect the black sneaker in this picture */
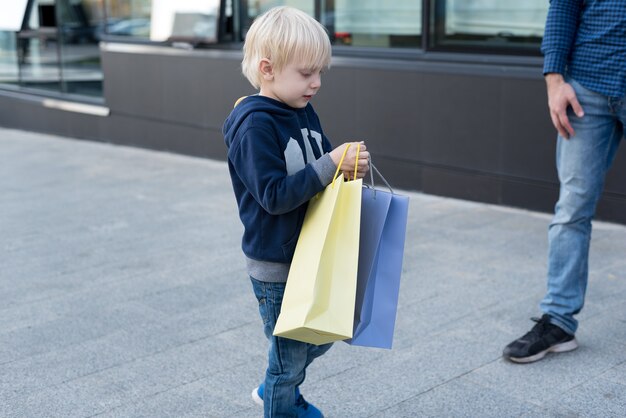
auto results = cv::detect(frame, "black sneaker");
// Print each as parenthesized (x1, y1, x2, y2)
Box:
(503, 314, 578, 363)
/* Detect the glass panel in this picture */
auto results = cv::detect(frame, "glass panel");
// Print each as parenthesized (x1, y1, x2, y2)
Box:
(244, 1, 314, 35)
(323, 0, 421, 48)
(223, 0, 235, 41)
(151, 0, 220, 43)
(435, 0, 548, 51)
(105, 0, 220, 44)
(247, 0, 313, 17)
(104, 0, 152, 38)
(18, 0, 62, 92)
(57, 0, 104, 96)
(0, 32, 20, 84)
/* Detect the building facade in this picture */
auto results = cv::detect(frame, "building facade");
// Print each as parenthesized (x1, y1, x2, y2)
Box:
(1, 0, 625, 223)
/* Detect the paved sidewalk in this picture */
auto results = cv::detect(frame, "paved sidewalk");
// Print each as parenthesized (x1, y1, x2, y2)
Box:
(2, 127, 626, 418)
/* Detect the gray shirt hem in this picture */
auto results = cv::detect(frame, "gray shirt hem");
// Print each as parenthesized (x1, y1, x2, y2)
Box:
(246, 257, 290, 282)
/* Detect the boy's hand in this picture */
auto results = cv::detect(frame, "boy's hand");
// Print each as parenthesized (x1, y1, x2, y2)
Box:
(330, 142, 370, 180)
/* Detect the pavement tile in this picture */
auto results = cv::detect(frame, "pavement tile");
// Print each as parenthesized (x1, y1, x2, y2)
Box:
(375, 378, 556, 418)
(3, 128, 626, 417)
(543, 377, 626, 418)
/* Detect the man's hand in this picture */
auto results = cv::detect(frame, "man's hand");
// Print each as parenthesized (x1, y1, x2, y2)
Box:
(545, 73, 584, 139)
(329, 142, 370, 180)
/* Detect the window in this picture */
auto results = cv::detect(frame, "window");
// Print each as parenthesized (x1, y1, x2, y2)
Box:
(0, 0, 30, 31)
(241, 1, 422, 49)
(103, 0, 151, 38)
(0, 1, 553, 101)
(246, 0, 314, 17)
(243, 0, 314, 38)
(104, 0, 221, 45)
(57, 0, 106, 96)
(431, 0, 548, 53)
(240, 1, 546, 53)
(0, 0, 223, 99)
(0, 0, 106, 96)
(18, 0, 64, 93)
(323, 0, 422, 48)
(0, 0, 23, 87)
(0, 32, 19, 85)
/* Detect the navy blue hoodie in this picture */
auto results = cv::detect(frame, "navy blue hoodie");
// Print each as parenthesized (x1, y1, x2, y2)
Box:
(223, 95, 336, 282)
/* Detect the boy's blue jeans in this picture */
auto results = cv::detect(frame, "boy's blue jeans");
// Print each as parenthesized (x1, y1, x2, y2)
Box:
(540, 77, 625, 335)
(250, 277, 333, 417)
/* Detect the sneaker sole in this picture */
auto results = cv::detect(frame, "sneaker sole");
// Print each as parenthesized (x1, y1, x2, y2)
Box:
(251, 387, 263, 406)
(507, 338, 579, 364)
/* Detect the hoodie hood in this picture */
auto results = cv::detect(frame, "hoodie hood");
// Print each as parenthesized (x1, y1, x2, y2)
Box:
(223, 95, 308, 148)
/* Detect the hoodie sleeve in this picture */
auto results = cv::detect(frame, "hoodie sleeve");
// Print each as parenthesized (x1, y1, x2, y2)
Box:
(228, 125, 329, 216)
(309, 127, 336, 186)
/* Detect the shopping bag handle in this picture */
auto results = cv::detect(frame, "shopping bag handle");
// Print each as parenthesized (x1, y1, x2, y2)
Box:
(331, 143, 361, 187)
(365, 156, 395, 196)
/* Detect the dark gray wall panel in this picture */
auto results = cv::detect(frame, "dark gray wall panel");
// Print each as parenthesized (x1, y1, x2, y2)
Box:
(418, 73, 502, 173)
(100, 114, 226, 159)
(604, 148, 626, 195)
(314, 68, 359, 146)
(421, 166, 502, 205)
(501, 180, 558, 214)
(0, 96, 103, 140)
(597, 193, 626, 222)
(103, 53, 164, 119)
(102, 47, 251, 132)
(2, 45, 625, 224)
(499, 79, 557, 182)
(0, 97, 19, 127)
(370, 155, 424, 192)
(353, 68, 423, 161)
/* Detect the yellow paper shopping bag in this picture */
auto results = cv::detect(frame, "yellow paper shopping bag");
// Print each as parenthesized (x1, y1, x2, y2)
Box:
(273, 145, 363, 345)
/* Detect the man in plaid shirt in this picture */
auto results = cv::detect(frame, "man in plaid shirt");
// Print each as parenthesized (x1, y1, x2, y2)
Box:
(503, 0, 626, 363)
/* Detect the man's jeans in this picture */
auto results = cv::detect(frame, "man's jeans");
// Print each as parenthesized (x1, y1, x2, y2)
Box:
(250, 277, 332, 417)
(540, 78, 625, 335)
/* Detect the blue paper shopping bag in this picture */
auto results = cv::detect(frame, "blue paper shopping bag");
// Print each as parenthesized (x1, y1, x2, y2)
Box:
(346, 165, 409, 349)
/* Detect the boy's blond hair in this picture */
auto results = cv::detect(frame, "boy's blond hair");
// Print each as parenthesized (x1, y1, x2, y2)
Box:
(241, 6, 332, 89)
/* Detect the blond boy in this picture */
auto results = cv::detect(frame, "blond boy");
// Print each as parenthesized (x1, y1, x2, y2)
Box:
(222, 6, 368, 417)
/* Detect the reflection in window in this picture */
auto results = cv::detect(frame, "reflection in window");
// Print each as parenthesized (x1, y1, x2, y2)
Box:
(151, 0, 219, 43)
(57, 0, 105, 97)
(105, 0, 220, 44)
(244, 0, 313, 36)
(324, 0, 421, 48)
(0, 0, 106, 97)
(104, 0, 152, 38)
(0, 0, 30, 32)
(242, 1, 421, 49)
(0, 0, 557, 100)
(0, 32, 19, 84)
(435, 0, 547, 51)
(18, 0, 63, 92)
(247, 0, 313, 17)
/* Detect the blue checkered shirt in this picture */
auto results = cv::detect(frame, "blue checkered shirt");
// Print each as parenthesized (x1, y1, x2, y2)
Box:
(541, 0, 626, 98)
